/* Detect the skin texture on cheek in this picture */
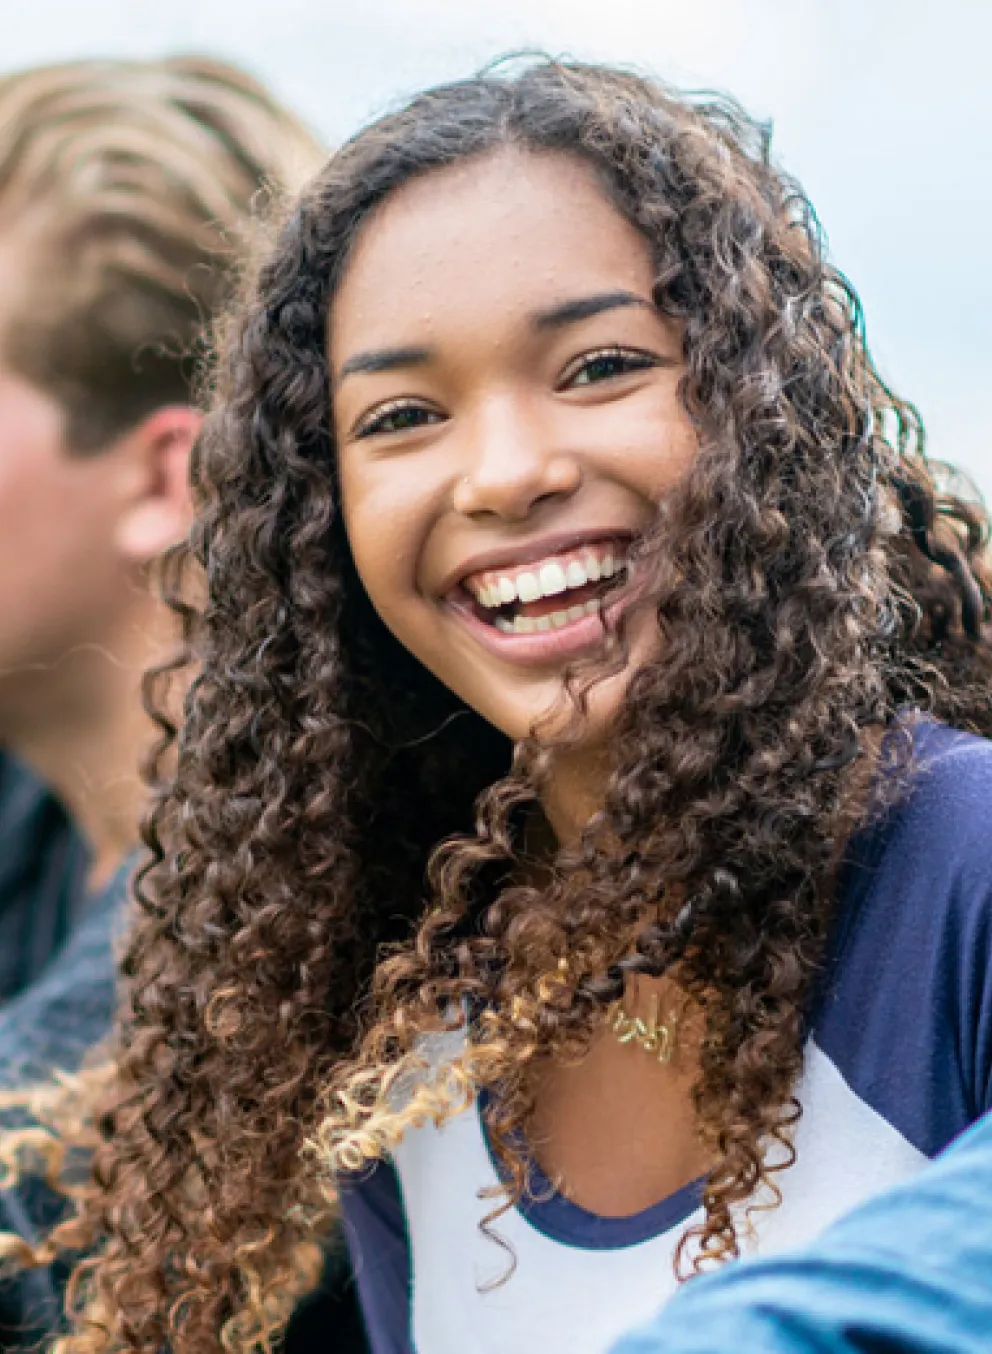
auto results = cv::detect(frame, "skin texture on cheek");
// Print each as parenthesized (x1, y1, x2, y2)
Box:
(338, 454, 444, 624)
(331, 148, 699, 748)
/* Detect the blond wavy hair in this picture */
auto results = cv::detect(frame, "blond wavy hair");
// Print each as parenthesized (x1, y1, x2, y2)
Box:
(0, 54, 324, 448)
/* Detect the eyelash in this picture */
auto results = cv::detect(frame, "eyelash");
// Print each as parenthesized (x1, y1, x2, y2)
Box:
(351, 345, 659, 439)
(352, 399, 442, 440)
(558, 345, 659, 389)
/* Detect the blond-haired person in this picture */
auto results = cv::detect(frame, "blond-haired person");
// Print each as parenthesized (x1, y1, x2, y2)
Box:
(0, 54, 320, 909)
(0, 56, 366, 1353)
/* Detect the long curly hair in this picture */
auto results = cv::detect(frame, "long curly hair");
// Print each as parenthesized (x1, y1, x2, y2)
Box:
(8, 57, 992, 1354)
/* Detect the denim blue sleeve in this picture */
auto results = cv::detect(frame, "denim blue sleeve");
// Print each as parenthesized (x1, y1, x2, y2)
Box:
(0, 862, 126, 1348)
(610, 1111, 992, 1354)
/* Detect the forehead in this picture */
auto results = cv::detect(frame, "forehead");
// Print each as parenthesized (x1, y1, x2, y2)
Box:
(329, 148, 656, 354)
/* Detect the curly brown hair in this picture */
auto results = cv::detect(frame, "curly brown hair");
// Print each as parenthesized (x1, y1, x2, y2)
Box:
(11, 57, 992, 1354)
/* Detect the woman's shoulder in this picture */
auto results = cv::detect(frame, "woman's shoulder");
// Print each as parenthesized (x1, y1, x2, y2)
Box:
(893, 717, 992, 852)
(840, 718, 992, 926)
(811, 719, 992, 1157)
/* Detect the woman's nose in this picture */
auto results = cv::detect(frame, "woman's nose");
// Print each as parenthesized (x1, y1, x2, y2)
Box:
(451, 397, 582, 521)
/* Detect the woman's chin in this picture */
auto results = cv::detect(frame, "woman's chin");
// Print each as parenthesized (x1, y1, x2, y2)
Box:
(481, 667, 637, 754)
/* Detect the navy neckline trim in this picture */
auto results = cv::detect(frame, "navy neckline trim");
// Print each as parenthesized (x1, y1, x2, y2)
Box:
(476, 1090, 704, 1251)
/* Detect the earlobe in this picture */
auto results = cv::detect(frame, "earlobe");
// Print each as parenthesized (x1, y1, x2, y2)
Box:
(114, 406, 200, 563)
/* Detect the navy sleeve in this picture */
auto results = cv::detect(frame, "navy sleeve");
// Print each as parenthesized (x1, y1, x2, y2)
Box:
(609, 1109, 992, 1354)
(814, 722, 992, 1154)
(338, 1161, 413, 1354)
(279, 1245, 369, 1354)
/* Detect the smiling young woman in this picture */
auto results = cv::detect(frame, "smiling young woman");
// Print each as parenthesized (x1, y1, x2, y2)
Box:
(6, 57, 992, 1354)
(331, 149, 698, 812)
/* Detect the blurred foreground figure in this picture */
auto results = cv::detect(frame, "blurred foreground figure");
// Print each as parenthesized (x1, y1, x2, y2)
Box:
(0, 54, 319, 992)
(611, 1108, 992, 1354)
(0, 56, 365, 1353)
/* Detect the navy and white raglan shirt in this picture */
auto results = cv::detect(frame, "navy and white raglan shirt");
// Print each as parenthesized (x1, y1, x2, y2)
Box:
(338, 719, 992, 1354)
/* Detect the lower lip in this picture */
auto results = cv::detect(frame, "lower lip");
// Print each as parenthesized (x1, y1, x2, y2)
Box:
(446, 588, 634, 668)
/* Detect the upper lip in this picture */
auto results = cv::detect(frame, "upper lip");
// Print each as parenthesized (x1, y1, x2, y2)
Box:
(437, 528, 636, 598)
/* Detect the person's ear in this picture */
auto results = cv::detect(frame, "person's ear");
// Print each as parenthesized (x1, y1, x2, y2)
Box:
(113, 406, 201, 563)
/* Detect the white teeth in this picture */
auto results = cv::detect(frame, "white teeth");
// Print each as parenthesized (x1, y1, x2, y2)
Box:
(538, 562, 567, 596)
(469, 544, 626, 617)
(516, 571, 541, 604)
(496, 603, 600, 637)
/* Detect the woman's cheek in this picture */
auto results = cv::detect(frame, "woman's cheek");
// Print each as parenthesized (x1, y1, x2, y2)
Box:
(343, 487, 422, 624)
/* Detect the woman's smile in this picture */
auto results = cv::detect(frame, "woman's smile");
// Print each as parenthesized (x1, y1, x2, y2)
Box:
(330, 146, 699, 743)
(444, 531, 637, 666)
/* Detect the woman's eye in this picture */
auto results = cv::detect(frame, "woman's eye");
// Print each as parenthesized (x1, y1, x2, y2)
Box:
(354, 402, 442, 439)
(565, 348, 657, 388)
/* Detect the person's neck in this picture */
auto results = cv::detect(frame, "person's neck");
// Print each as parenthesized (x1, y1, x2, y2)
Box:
(4, 601, 174, 892)
(540, 742, 612, 848)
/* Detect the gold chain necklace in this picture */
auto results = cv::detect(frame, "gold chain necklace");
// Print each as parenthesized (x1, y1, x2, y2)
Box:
(514, 957, 683, 1066)
(608, 988, 680, 1064)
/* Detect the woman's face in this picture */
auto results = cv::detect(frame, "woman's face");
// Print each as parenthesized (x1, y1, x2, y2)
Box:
(330, 148, 698, 745)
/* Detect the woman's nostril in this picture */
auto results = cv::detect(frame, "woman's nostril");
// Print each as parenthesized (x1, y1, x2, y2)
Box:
(453, 455, 582, 522)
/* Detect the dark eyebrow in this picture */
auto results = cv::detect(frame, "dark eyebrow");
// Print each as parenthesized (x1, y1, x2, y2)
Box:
(531, 290, 654, 331)
(335, 291, 652, 381)
(336, 344, 433, 382)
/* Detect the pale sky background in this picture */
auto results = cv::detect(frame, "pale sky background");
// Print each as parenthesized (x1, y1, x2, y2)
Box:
(2, 0, 989, 498)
